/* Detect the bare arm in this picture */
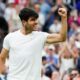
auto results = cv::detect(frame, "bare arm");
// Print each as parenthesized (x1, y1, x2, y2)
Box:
(66, 41, 78, 58)
(0, 48, 9, 74)
(46, 8, 67, 44)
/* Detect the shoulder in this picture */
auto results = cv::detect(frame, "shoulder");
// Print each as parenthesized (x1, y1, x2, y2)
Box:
(4, 30, 19, 39)
(4, 33, 12, 39)
(33, 31, 49, 36)
(33, 31, 49, 41)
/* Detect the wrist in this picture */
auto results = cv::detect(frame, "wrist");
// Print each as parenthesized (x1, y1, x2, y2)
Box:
(62, 15, 67, 18)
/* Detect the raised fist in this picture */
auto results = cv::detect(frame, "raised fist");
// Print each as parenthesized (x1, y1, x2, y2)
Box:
(58, 8, 67, 17)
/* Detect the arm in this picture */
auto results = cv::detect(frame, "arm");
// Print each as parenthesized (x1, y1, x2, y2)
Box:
(0, 48, 9, 74)
(46, 8, 67, 44)
(66, 41, 78, 58)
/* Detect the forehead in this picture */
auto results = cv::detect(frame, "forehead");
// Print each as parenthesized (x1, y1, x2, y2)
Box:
(29, 17, 38, 20)
(71, 70, 78, 73)
(34, 4, 40, 8)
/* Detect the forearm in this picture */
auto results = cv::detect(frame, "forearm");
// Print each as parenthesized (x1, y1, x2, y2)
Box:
(0, 57, 6, 74)
(66, 43, 78, 58)
(60, 16, 67, 41)
(46, 8, 67, 44)
(59, 47, 66, 55)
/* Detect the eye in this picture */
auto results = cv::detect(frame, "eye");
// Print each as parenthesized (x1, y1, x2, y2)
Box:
(31, 19, 35, 21)
(30, 18, 36, 21)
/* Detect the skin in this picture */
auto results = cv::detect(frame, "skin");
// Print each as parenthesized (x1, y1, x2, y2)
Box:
(0, 8, 67, 74)
(21, 17, 38, 34)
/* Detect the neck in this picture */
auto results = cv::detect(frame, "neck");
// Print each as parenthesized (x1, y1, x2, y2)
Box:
(20, 27, 32, 35)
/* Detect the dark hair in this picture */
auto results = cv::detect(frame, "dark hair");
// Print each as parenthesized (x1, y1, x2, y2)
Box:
(19, 8, 39, 21)
(33, 2, 40, 6)
(42, 56, 47, 61)
(0, 16, 9, 52)
(0, 16, 8, 36)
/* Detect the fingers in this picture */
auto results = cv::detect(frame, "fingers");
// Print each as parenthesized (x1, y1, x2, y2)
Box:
(59, 9, 65, 14)
(58, 8, 67, 17)
(58, 8, 66, 14)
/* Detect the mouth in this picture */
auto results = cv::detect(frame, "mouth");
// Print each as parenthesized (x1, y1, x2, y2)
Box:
(34, 24, 40, 30)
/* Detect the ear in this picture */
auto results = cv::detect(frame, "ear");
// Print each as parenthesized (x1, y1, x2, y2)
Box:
(22, 20, 27, 26)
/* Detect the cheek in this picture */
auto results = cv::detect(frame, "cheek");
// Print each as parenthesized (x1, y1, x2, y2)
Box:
(29, 22, 35, 27)
(77, 35, 80, 40)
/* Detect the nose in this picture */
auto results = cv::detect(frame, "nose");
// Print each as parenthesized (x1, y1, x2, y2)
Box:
(35, 19, 38, 25)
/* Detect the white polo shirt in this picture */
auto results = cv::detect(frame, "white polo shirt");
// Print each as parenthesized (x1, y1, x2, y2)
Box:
(3, 30, 48, 80)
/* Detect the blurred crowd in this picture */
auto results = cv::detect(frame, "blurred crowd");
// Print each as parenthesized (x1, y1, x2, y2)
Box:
(0, 0, 80, 80)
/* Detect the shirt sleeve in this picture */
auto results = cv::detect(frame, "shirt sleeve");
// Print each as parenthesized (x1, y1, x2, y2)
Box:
(40, 31, 49, 43)
(3, 34, 11, 50)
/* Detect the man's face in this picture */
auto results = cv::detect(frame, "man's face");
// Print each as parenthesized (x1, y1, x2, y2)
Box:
(24, 17, 38, 31)
(70, 70, 79, 79)
(34, 4, 40, 13)
(54, 19, 59, 25)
